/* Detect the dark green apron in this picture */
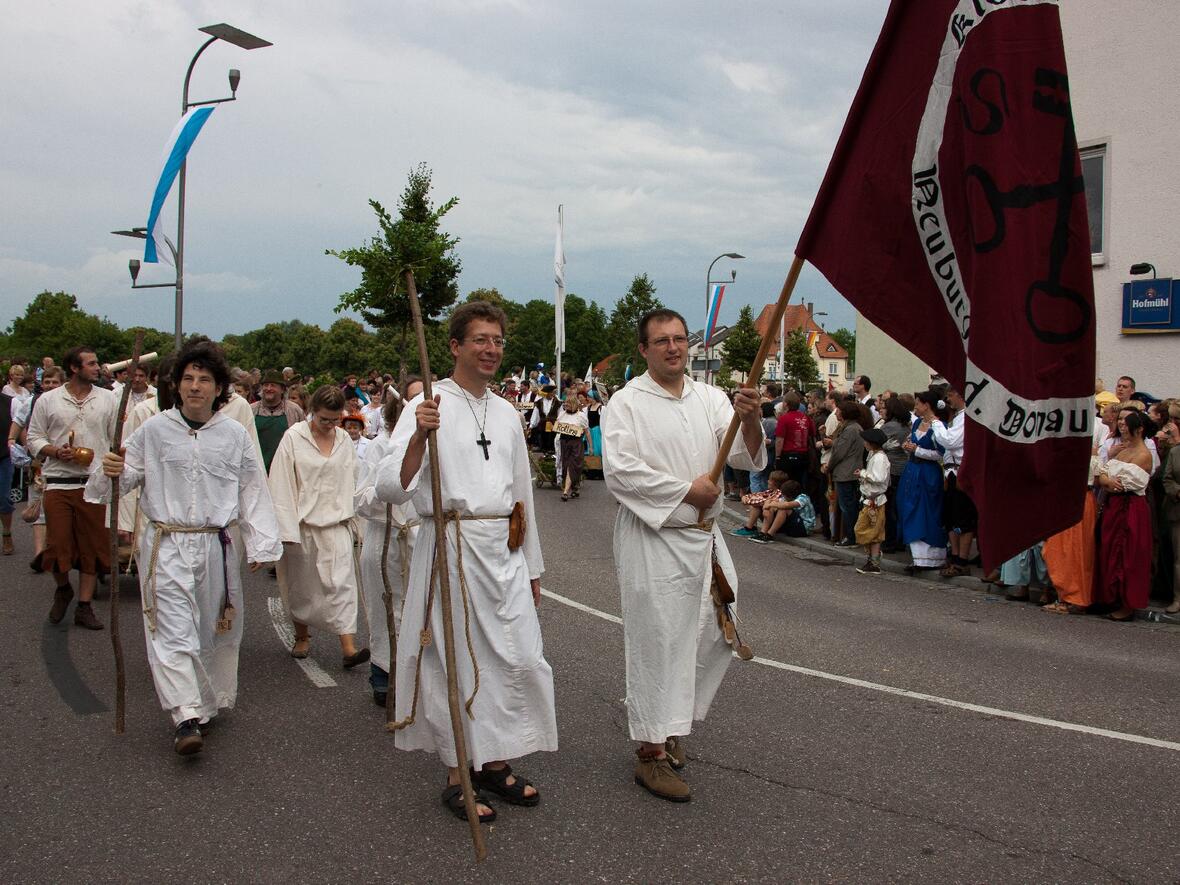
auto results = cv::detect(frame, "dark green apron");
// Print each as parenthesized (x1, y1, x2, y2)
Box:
(255, 413, 289, 473)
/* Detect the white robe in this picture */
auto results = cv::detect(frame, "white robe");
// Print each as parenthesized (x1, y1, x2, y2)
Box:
(602, 373, 765, 743)
(269, 421, 361, 635)
(376, 378, 555, 769)
(354, 430, 418, 676)
(85, 408, 282, 726)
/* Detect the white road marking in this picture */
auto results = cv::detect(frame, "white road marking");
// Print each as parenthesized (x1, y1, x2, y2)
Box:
(540, 588, 1180, 754)
(267, 597, 337, 689)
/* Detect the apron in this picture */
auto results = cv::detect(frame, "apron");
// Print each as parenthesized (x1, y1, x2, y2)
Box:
(255, 413, 290, 473)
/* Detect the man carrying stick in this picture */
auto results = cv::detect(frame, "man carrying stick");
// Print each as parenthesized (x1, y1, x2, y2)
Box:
(377, 301, 555, 824)
(86, 340, 281, 755)
(602, 308, 765, 802)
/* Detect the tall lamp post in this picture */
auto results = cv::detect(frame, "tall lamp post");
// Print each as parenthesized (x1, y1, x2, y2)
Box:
(128, 23, 272, 350)
(704, 252, 744, 383)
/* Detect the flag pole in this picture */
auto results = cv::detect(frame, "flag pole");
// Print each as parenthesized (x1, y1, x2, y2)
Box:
(707, 255, 805, 488)
(403, 269, 487, 862)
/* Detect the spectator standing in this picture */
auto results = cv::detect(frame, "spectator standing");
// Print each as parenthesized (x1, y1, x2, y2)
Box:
(252, 371, 305, 473)
(774, 391, 815, 487)
(1162, 429, 1180, 614)
(931, 385, 977, 577)
(898, 390, 947, 573)
(879, 396, 910, 553)
(0, 391, 12, 555)
(1094, 411, 1154, 621)
(827, 401, 864, 547)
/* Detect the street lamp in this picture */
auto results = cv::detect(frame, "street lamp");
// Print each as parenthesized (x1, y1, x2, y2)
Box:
(113, 228, 178, 292)
(704, 252, 744, 383)
(141, 22, 272, 350)
(1129, 262, 1157, 278)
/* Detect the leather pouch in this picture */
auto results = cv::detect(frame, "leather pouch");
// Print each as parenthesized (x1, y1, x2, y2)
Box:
(507, 501, 526, 551)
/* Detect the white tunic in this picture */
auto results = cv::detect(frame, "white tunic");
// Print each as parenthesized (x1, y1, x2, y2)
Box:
(85, 408, 282, 726)
(376, 378, 555, 769)
(602, 373, 765, 743)
(268, 420, 361, 635)
(354, 430, 418, 675)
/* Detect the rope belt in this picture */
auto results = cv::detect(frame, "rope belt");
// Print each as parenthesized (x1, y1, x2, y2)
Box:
(143, 521, 235, 634)
(387, 510, 512, 733)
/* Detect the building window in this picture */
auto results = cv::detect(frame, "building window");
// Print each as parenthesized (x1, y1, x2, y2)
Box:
(828, 362, 838, 375)
(1079, 142, 1107, 264)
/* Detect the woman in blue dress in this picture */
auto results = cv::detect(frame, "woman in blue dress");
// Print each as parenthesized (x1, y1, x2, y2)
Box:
(898, 390, 948, 572)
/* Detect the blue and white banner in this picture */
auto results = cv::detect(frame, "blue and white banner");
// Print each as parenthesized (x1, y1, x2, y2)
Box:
(144, 106, 216, 264)
(704, 282, 726, 346)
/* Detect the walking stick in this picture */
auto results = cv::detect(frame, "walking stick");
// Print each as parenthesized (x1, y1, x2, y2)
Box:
(380, 503, 397, 726)
(108, 331, 145, 735)
(404, 270, 488, 862)
(706, 255, 805, 488)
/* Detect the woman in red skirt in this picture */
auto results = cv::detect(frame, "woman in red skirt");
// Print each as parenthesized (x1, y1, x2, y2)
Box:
(1095, 411, 1155, 621)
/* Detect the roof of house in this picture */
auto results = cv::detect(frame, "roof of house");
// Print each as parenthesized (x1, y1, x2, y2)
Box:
(753, 304, 848, 359)
(689, 325, 731, 347)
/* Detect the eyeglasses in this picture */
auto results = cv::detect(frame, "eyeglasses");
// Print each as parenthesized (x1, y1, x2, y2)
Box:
(466, 336, 507, 349)
(646, 336, 689, 349)
(315, 415, 342, 425)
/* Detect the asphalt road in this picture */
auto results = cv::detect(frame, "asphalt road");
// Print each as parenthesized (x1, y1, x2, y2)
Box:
(2, 476, 1178, 884)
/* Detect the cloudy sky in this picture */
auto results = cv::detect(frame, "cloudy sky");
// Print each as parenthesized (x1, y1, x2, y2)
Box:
(1, 1, 887, 346)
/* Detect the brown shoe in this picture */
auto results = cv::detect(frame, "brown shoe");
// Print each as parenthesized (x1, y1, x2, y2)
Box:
(665, 736, 687, 770)
(2, 533, 13, 555)
(73, 602, 104, 631)
(634, 751, 691, 802)
(48, 583, 74, 624)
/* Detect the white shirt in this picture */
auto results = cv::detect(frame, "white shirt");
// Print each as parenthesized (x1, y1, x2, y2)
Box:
(26, 384, 118, 486)
(931, 411, 966, 469)
(361, 401, 384, 438)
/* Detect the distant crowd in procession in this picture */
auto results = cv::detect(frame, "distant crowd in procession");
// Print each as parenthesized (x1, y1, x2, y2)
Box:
(1, 308, 1178, 821)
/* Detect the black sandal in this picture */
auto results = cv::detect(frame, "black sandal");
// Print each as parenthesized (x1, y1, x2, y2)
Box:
(471, 764, 540, 806)
(441, 783, 497, 823)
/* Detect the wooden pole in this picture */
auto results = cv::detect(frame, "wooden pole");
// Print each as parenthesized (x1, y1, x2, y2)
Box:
(380, 503, 397, 726)
(404, 270, 488, 862)
(707, 255, 805, 486)
(108, 330, 145, 735)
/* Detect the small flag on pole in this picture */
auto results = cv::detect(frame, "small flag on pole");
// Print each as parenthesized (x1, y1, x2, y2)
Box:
(554, 205, 566, 353)
(144, 106, 216, 264)
(704, 283, 726, 346)
(805, 330, 820, 350)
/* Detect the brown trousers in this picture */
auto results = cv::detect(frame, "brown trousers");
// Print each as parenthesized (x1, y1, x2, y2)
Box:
(43, 488, 109, 575)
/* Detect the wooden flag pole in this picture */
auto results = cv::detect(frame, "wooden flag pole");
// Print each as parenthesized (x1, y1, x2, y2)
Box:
(108, 330, 145, 735)
(404, 270, 488, 862)
(707, 255, 805, 487)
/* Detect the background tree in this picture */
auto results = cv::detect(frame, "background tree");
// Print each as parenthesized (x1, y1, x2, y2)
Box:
(604, 273, 663, 384)
(720, 304, 761, 383)
(328, 163, 461, 375)
(1, 291, 172, 365)
(782, 327, 821, 391)
(830, 327, 855, 372)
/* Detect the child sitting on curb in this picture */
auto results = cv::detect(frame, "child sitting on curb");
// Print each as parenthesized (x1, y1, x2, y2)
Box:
(854, 428, 890, 574)
(733, 473, 815, 544)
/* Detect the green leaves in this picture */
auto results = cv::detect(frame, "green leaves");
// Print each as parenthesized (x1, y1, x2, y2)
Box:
(721, 304, 761, 380)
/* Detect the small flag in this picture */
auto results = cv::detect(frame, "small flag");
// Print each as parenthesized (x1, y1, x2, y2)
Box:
(554, 205, 566, 354)
(795, 0, 1094, 568)
(144, 106, 216, 264)
(805, 329, 820, 350)
(704, 283, 726, 346)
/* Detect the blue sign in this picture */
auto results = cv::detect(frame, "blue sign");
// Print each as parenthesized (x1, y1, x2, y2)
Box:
(1122, 278, 1179, 333)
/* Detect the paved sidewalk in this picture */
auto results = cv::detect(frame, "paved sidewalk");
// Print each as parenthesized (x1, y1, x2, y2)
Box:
(720, 499, 1180, 628)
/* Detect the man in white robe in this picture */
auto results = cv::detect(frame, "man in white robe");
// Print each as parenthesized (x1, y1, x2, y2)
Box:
(354, 380, 422, 707)
(377, 301, 555, 825)
(602, 308, 765, 802)
(87, 340, 281, 756)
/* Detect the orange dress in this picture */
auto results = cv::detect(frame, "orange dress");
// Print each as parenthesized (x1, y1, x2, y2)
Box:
(1042, 491, 1097, 607)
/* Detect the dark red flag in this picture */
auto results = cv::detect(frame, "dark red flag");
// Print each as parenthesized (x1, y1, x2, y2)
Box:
(796, 0, 1095, 569)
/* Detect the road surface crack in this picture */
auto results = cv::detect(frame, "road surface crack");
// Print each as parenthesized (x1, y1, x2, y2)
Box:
(690, 755, 1133, 883)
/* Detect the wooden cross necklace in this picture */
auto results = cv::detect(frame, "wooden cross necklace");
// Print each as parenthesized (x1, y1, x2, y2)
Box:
(460, 386, 492, 460)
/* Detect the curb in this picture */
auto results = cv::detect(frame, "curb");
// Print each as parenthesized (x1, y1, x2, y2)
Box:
(718, 500, 1180, 629)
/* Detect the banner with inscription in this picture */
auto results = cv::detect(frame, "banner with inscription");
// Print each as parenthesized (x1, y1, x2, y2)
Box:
(796, 0, 1095, 568)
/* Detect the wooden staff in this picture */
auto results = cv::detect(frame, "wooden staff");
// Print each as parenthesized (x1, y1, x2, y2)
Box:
(108, 330, 145, 735)
(380, 502, 397, 726)
(404, 270, 488, 862)
(706, 255, 805, 487)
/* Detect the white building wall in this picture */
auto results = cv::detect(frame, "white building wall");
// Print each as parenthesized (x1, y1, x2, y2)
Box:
(855, 314, 934, 395)
(1061, 3, 1180, 397)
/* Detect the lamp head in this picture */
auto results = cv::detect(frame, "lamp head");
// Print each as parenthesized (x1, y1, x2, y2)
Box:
(228, 68, 240, 95)
(129, 259, 141, 283)
(725, 252, 745, 260)
(1129, 262, 1156, 278)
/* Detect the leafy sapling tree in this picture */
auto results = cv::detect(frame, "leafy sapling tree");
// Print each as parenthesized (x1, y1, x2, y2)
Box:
(327, 163, 461, 376)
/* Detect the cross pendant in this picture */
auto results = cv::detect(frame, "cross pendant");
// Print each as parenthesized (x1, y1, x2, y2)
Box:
(476, 432, 491, 460)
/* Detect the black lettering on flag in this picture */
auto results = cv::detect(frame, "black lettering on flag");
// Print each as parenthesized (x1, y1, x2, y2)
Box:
(962, 68, 1009, 135)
